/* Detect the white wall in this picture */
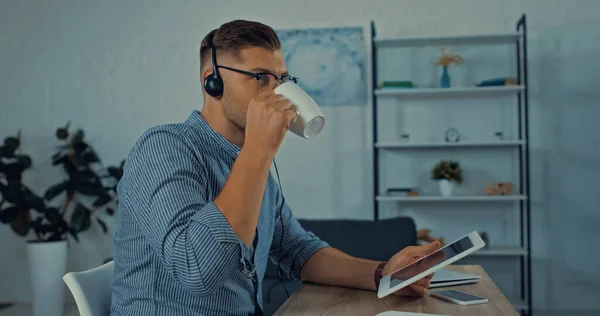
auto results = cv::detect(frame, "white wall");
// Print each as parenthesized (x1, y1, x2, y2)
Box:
(1, 0, 600, 313)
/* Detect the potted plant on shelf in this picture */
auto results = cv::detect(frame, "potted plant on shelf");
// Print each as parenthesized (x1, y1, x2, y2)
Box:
(431, 159, 463, 197)
(436, 48, 463, 88)
(0, 126, 124, 316)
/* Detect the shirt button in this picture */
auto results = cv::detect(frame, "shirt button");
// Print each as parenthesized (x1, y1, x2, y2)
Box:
(242, 267, 254, 278)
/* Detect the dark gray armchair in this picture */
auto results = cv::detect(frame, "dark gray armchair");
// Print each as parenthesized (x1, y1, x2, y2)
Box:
(262, 217, 417, 315)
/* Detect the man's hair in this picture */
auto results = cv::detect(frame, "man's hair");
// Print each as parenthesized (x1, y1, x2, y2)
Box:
(200, 20, 281, 70)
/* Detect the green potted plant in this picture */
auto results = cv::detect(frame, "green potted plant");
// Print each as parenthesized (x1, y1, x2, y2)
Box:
(44, 122, 124, 235)
(0, 127, 123, 316)
(431, 159, 463, 196)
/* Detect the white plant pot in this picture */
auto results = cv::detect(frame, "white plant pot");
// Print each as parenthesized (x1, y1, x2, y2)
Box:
(27, 240, 68, 316)
(438, 179, 455, 197)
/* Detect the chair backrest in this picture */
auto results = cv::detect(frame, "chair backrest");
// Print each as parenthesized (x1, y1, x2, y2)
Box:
(298, 217, 417, 261)
(264, 217, 417, 279)
(63, 260, 114, 316)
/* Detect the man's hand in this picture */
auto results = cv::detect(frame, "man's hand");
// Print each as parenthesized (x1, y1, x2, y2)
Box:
(244, 89, 297, 158)
(382, 241, 442, 297)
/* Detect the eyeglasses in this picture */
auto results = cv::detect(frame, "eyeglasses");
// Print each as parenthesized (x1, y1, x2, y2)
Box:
(218, 65, 299, 91)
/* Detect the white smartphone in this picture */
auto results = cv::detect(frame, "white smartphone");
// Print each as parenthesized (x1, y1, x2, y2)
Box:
(430, 290, 488, 305)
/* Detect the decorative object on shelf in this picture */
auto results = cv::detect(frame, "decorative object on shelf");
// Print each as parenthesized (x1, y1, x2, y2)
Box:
(387, 187, 419, 197)
(483, 182, 513, 195)
(379, 80, 414, 89)
(400, 133, 410, 142)
(476, 77, 517, 87)
(417, 228, 445, 246)
(445, 128, 460, 142)
(431, 160, 463, 197)
(436, 48, 463, 88)
(479, 231, 490, 248)
(494, 132, 504, 140)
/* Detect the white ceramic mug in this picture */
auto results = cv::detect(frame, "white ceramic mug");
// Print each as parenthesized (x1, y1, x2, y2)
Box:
(274, 82, 325, 138)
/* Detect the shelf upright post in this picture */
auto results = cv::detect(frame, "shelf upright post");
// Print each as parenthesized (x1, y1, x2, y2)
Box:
(371, 20, 380, 221)
(516, 13, 532, 315)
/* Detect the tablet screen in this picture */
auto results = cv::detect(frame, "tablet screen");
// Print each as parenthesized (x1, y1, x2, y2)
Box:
(389, 235, 475, 288)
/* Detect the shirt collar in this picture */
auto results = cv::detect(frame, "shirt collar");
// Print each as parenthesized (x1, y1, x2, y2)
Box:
(186, 110, 241, 158)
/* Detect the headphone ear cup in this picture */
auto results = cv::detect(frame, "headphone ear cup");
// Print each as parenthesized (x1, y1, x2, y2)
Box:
(204, 73, 223, 97)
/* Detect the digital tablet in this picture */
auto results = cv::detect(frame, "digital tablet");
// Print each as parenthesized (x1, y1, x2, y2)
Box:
(377, 231, 485, 299)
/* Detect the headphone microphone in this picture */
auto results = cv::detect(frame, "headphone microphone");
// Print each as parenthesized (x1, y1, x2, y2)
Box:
(203, 36, 224, 98)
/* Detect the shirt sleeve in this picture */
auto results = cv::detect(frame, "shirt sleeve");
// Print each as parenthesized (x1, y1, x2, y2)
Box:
(268, 179, 330, 280)
(121, 126, 252, 297)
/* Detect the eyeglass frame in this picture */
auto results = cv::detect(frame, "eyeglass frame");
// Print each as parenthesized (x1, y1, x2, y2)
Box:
(217, 65, 299, 89)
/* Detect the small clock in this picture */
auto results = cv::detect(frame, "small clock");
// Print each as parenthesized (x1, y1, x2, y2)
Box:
(445, 128, 460, 142)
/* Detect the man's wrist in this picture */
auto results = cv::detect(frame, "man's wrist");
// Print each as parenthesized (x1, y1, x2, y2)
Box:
(239, 143, 273, 168)
(374, 261, 387, 290)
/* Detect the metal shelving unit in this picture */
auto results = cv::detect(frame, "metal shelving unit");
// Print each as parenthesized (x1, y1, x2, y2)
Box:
(371, 15, 531, 314)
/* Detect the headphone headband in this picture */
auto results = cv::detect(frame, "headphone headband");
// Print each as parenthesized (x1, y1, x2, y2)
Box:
(209, 36, 219, 75)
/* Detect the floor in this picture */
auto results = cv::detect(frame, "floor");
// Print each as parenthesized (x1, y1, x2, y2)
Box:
(0, 304, 79, 316)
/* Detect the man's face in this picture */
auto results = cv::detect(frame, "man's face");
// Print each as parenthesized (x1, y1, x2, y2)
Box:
(218, 47, 287, 131)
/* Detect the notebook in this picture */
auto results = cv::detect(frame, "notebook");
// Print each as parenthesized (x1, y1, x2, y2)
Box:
(430, 268, 481, 288)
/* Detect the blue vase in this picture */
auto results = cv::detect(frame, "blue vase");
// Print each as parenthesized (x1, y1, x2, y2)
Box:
(440, 65, 450, 88)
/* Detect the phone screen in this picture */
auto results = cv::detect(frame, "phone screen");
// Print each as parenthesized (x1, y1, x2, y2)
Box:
(388, 235, 475, 288)
(435, 290, 485, 302)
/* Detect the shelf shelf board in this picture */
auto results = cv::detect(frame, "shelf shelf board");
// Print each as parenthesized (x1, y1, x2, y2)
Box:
(375, 85, 525, 97)
(473, 246, 528, 257)
(376, 195, 528, 202)
(376, 140, 525, 149)
(374, 32, 522, 47)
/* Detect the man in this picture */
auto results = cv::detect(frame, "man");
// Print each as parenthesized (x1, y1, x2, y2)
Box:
(110, 19, 440, 315)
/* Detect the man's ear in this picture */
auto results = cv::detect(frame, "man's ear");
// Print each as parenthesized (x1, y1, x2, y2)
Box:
(201, 68, 213, 83)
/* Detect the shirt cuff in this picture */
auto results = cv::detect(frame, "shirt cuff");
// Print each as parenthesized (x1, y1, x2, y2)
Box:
(191, 201, 253, 262)
(291, 240, 330, 280)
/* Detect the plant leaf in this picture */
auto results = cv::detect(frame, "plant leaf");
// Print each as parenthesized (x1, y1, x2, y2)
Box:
(70, 203, 92, 233)
(22, 188, 46, 213)
(0, 206, 19, 224)
(51, 152, 66, 165)
(105, 207, 115, 216)
(44, 207, 62, 225)
(83, 150, 100, 164)
(93, 194, 112, 207)
(74, 181, 105, 196)
(10, 209, 29, 236)
(44, 181, 68, 201)
(69, 227, 79, 242)
(96, 218, 108, 234)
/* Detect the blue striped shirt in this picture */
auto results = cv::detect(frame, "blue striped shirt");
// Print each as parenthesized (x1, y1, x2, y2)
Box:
(110, 110, 329, 316)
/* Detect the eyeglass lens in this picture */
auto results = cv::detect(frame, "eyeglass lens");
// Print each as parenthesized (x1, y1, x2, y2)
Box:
(255, 74, 296, 91)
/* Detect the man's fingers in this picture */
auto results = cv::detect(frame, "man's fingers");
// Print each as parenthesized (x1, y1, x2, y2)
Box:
(256, 87, 276, 99)
(265, 94, 286, 104)
(273, 97, 293, 111)
(408, 284, 427, 297)
(283, 108, 297, 124)
(407, 241, 441, 257)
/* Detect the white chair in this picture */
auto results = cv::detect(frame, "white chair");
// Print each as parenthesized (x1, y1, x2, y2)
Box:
(63, 260, 114, 316)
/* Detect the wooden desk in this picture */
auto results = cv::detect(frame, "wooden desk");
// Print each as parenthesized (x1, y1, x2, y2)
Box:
(274, 265, 518, 315)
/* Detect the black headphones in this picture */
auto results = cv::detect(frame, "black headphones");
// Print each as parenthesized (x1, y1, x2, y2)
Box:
(203, 36, 224, 98)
